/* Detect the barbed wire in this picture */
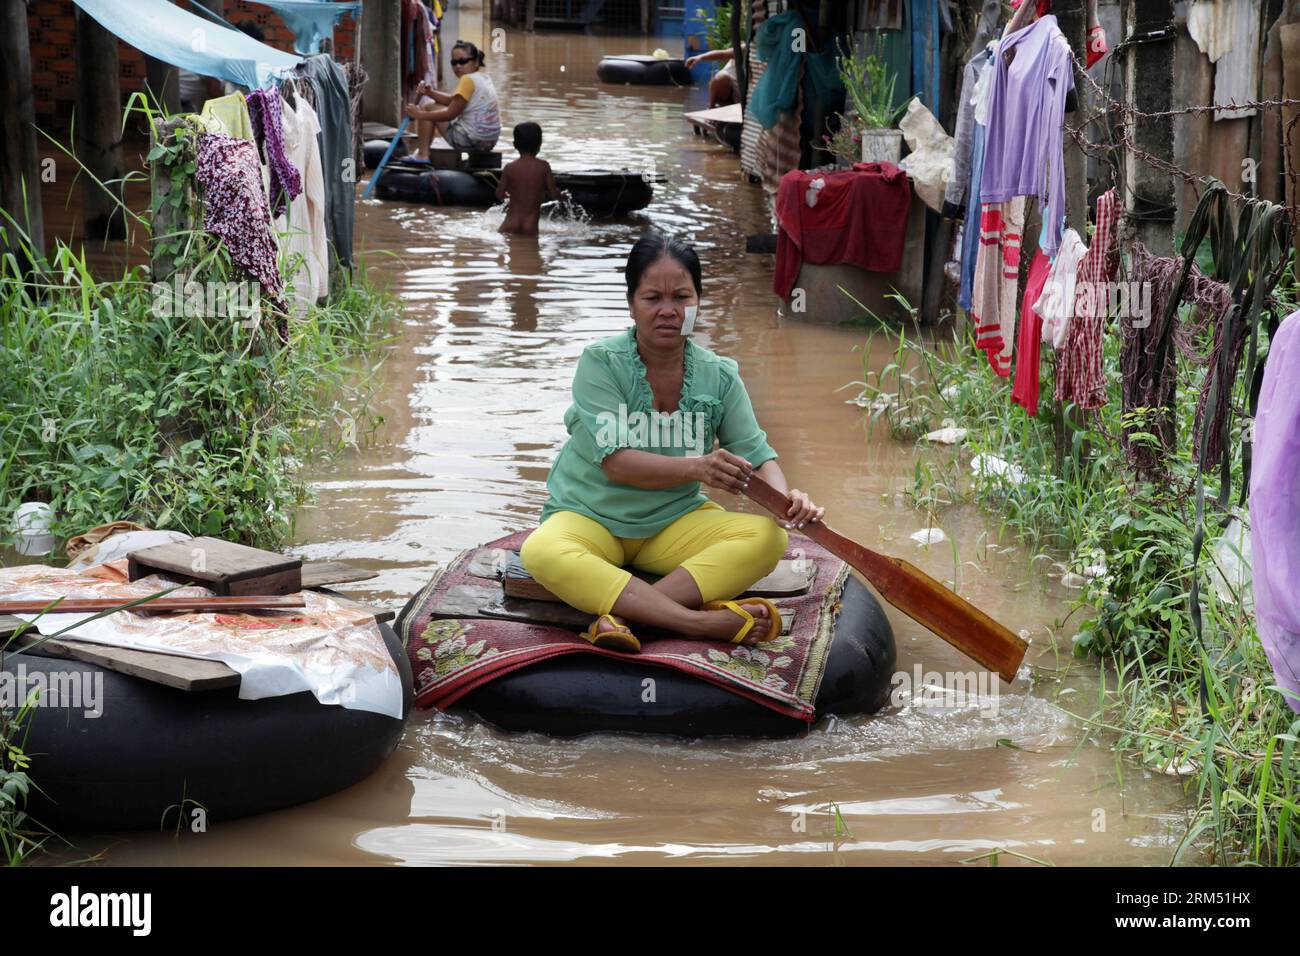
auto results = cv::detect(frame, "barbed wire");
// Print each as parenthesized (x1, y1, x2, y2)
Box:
(1059, 45, 1300, 220)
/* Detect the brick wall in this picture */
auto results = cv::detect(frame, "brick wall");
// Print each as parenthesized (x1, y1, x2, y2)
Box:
(27, 0, 359, 127)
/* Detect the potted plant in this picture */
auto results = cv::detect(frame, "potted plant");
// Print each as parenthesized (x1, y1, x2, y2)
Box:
(837, 36, 901, 164)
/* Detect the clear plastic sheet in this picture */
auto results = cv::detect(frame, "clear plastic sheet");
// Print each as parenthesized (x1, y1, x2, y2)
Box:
(1, 560, 402, 718)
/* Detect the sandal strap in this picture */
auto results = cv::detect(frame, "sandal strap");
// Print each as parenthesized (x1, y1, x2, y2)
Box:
(710, 600, 756, 644)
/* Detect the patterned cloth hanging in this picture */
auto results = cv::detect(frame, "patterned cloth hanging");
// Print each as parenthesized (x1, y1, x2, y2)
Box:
(246, 87, 303, 219)
(1055, 188, 1119, 409)
(970, 196, 1026, 378)
(194, 132, 287, 317)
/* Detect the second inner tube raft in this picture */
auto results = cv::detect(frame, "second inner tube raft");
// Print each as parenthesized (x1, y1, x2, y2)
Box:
(373, 165, 656, 215)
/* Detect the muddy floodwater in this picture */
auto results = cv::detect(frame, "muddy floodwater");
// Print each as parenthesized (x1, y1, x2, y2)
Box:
(63, 28, 1196, 865)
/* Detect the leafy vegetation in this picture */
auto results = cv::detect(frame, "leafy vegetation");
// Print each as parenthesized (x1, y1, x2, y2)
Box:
(845, 255, 1300, 865)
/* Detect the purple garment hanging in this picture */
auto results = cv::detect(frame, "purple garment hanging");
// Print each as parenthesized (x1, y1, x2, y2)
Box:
(195, 132, 287, 314)
(979, 15, 1074, 256)
(246, 87, 303, 219)
(1250, 308, 1300, 712)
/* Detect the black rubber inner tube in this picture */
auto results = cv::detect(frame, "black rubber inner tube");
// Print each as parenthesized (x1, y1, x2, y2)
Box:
(7, 623, 413, 832)
(363, 136, 409, 170)
(555, 171, 653, 215)
(375, 167, 498, 207)
(596, 55, 693, 87)
(452, 574, 896, 738)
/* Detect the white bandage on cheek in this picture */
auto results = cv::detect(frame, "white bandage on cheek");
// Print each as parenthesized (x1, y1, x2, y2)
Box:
(681, 305, 697, 335)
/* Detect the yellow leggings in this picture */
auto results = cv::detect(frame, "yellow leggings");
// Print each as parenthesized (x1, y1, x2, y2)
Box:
(520, 502, 789, 617)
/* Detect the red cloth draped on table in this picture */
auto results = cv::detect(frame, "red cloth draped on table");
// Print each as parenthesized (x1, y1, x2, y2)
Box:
(773, 162, 912, 300)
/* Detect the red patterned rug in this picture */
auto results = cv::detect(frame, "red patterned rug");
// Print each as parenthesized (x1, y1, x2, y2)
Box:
(398, 530, 850, 722)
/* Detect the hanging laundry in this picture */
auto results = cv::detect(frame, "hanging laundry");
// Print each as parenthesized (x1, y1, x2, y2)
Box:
(750, 10, 841, 130)
(401, 0, 439, 103)
(1085, 0, 1109, 71)
(1120, 241, 1230, 477)
(1010, 0, 1053, 15)
(943, 46, 993, 222)
(980, 15, 1074, 256)
(958, 43, 997, 312)
(297, 53, 355, 270)
(195, 132, 287, 315)
(1055, 188, 1119, 409)
(1249, 308, 1300, 714)
(970, 196, 1026, 377)
(1010, 250, 1053, 415)
(1035, 227, 1087, 349)
(246, 88, 303, 219)
(772, 163, 912, 300)
(275, 92, 329, 315)
(200, 92, 255, 141)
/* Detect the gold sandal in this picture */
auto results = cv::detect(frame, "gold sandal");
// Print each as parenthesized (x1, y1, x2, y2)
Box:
(702, 598, 782, 645)
(581, 614, 641, 653)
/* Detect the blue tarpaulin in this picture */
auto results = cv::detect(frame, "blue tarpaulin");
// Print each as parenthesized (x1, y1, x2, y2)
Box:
(247, 1, 362, 56)
(72, 0, 302, 90)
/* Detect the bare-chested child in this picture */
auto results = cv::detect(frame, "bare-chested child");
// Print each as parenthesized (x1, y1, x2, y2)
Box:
(495, 122, 560, 236)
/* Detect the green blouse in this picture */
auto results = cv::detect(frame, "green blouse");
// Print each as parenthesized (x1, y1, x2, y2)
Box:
(540, 327, 778, 539)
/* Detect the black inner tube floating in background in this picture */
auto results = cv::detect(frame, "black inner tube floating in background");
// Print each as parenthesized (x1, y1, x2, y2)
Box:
(596, 54, 693, 86)
(9, 623, 413, 832)
(453, 574, 896, 738)
(375, 166, 498, 206)
(363, 137, 410, 170)
(373, 165, 655, 216)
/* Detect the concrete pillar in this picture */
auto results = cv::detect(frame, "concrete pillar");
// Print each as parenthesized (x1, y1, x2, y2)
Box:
(0, 0, 45, 265)
(1122, 0, 1176, 254)
(75, 8, 126, 240)
(361, 0, 402, 127)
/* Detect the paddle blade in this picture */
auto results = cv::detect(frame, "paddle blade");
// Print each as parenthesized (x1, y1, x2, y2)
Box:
(741, 477, 1028, 682)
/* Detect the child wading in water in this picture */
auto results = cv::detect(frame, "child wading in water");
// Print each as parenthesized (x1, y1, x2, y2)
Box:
(495, 122, 561, 236)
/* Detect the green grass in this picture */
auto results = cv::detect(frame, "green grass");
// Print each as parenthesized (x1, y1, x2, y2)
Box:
(846, 255, 1300, 865)
(0, 235, 395, 552)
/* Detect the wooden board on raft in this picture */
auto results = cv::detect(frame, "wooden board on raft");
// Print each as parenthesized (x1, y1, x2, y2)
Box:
(300, 561, 380, 589)
(128, 536, 303, 596)
(4, 630, 241, 692)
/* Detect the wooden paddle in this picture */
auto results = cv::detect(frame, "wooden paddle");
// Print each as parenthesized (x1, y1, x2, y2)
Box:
(742, 476, 1027, 683)
(0, 595, 306, 614)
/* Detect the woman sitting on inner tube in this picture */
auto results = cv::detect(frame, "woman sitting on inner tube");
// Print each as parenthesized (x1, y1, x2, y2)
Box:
(521, 232, 825, 653)
(403, 40, 502, 158)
